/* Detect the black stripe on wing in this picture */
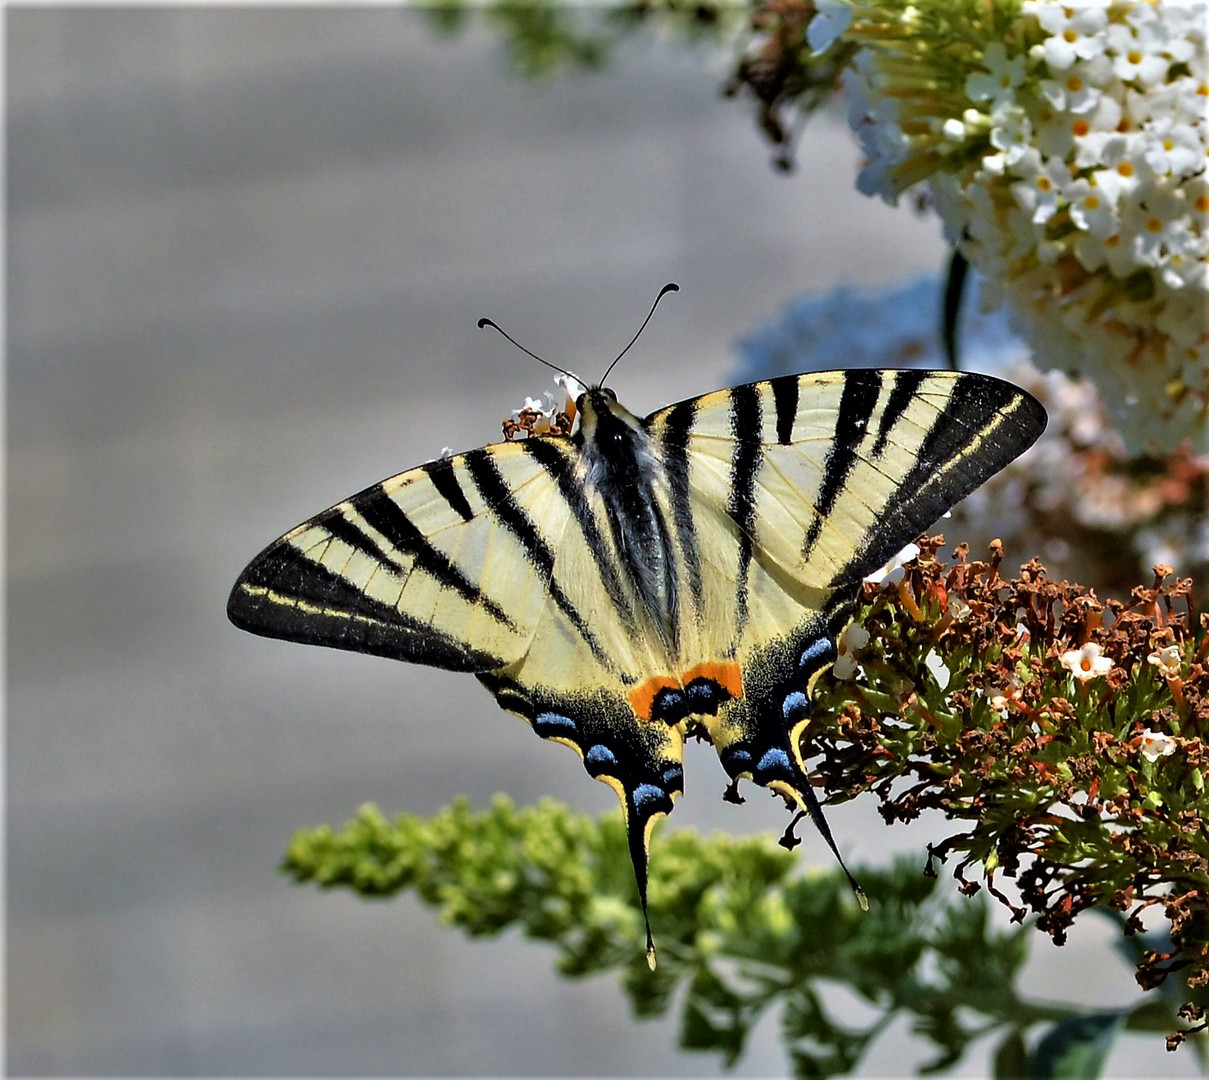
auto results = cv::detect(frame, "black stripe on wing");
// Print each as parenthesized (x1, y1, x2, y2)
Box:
(831, 375, 1046, 587)
(421, 456, 475, 522)
(227, 546, 505, 671)
(727, 384, 763, 630)
(346, 489, 515, 629)
(871, 369, 927, 458)
(651, 399, 704, 612)
(801, 369, 883, 560)
(769, 374, 800, 446)
(463, 446, 611, 668)
(519, 435, 634, 630)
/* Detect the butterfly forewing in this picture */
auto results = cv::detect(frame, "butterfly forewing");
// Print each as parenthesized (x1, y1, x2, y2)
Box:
(647, 370, 1046, 594)
(228, 442, 580, 672)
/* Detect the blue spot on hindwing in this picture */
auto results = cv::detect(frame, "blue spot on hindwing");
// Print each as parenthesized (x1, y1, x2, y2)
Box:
(585, 743, 618, 770)
(534, 711, 577, 738)
(798, 636, 836, 670)
(662, 764, 684, 788)
(782, 690, 809, 721)
(724, 747, 753, 771)
(632, 783, 668, 813)
(685, 677, 733, 714)
(650, 688, 687, 724)
(757, 747, 792, 776)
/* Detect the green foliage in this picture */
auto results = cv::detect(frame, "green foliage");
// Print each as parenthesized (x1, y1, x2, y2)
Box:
(284, 797, 1181, 1076)
(418, 1, 742, 80)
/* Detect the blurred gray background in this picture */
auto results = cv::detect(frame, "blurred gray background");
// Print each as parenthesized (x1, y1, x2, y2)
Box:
(8, 8, 1191, 1077)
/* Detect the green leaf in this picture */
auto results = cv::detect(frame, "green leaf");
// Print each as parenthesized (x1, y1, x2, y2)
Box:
(1028, 1012, 1124, 1080)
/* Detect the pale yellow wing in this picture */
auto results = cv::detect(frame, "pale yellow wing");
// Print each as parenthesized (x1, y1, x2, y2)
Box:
(228, 434, 685, 963)
(641, 368, 1045, 827)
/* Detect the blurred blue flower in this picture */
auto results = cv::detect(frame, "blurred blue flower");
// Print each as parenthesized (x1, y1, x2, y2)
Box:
(733, 274, 1027, 383)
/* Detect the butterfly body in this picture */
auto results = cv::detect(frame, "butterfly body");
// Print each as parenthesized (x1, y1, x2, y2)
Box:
(230, 367, 1046, 963)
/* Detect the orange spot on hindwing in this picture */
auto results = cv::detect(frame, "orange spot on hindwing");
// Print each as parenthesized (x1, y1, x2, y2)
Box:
(628, 660, 744, 723)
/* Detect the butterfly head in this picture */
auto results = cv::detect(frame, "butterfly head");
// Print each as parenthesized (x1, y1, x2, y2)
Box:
(575, 385, 635, 442)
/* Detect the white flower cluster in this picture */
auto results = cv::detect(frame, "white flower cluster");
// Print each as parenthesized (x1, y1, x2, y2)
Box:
(812, 0, 1209, 453)
(506, 373, 587, 436)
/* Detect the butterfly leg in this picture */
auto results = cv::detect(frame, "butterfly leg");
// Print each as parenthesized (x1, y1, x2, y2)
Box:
(478, 673, 685, 967)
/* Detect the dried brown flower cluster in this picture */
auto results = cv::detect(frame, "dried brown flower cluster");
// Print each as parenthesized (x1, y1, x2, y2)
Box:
(808, 538, 1209, 1045)
(723, 0, 851, 170)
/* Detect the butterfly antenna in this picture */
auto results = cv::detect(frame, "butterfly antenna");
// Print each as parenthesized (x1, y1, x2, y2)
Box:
(477, 316, 576, 379)
(598, 282, 679, 387)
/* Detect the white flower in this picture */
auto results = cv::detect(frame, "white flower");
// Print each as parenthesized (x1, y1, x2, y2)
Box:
(1039, 57, 1112, 115)
(1139, 728, 1178, 761)
(1121, 182, 1187, 268)
(832, 621, 870, 681)
(947, 594, 972, 622)
(924, 650, 951, 691)
(986, 674, 1023, 717)
(1060, 642, 1114, 682)
(966, 42, 1027, 106)
(1027, 0, 1111, 70)
(1070, 96, 1127, 169)
(1011, 158, 1070, 224)
(512, 396, 545, 419)
(807, 0, 853, 55)
(555, 372, 587, 406)
(1147, 643, 1183, 679)
(1106, 19, 1172, 84)
(989, 100, 1035, 167)
(1067, 176, 1119, 239)
(1140, 117, 1203, 179)
(863, 542, 920, 586)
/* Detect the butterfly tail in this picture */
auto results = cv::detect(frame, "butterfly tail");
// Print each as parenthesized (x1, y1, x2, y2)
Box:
(792, 784, 868, 911)
(622, 792, 660, 970)
(478, 671, 686, 966)
(705, 619, 870, 905)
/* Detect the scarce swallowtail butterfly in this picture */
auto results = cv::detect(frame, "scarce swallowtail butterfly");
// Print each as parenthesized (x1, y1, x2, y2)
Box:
(228, 288, 1047, 966)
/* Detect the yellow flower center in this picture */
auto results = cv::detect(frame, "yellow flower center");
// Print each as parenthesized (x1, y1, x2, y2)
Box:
(1117, 161, 1134, 177)
(1073, 119, 1090, 136)
(1085, 194, 1100, 210)
(1147, 217, 1163, 233)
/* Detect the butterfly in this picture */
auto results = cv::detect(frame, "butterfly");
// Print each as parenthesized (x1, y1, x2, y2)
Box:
(228, 300, 1046, 966)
